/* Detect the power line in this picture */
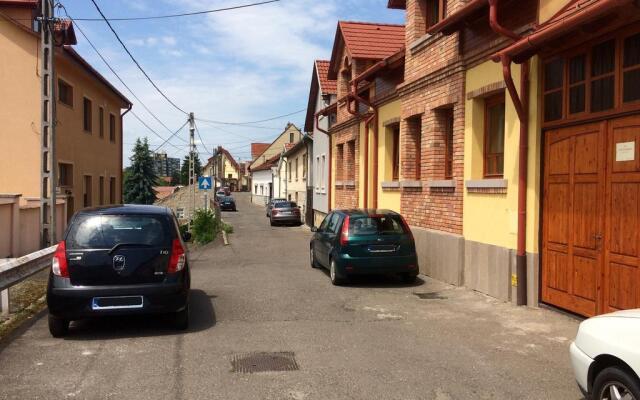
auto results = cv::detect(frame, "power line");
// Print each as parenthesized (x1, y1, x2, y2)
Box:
(129, 110, 185, 152)
(68, 15, 188, 143)
(154, 120, 190, 152)
(73, 0, 280, 21)
(195, 107, 306, 126)
(89, 0, 188, 115)
(194, 121, 213, 156)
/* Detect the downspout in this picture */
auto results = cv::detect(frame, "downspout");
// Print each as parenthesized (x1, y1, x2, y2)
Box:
(120, 104, 132, 204)
(489, 0, 528, 306)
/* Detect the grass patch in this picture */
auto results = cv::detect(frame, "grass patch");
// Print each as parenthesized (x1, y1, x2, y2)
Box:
(0, 279, 47, 340)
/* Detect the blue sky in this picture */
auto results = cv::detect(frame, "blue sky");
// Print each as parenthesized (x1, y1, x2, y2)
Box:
(59, 0, 404, 165)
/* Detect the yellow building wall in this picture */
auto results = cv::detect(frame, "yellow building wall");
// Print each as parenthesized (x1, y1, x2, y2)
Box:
(538, 0, 572, 23)
(223, 158, 238, 179)
(463, 58, 541, 253)
(376, 100, 401, 212)
(0, 14, 127, 215)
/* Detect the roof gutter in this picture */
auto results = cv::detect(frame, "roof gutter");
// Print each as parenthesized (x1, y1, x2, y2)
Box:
(491, 0, 633, 62)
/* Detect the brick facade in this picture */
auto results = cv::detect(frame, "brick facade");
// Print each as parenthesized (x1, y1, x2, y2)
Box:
(332, 120, 360, 209)
(397, 0, 466, 234)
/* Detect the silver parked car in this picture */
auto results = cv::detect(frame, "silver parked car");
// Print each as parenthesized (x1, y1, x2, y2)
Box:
(270, 201, 302, 226)
(266, 198, 287, 218)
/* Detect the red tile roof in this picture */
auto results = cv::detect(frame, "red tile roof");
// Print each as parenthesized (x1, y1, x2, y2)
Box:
(284, 143, 296, 151)
(315, 60, 336, 95)
(0, 0, 38, 8)
(338, 21, 405, 59)
(250, 154, 280, 172)
(329, 21, 405, 79)
(251, 143, 270, 160)
(154, 186, 179, 201)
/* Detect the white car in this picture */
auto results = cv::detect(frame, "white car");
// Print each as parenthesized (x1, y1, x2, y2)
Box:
(570, 309, 640, 400)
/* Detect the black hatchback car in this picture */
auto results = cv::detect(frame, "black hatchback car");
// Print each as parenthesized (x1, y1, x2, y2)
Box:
(310, 210, 418, 285)
(219, 196, 237, 211)
(46, 205, 191, 337)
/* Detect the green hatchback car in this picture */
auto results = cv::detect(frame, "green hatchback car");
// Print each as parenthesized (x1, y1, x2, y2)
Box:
(310, 210, 419, 285)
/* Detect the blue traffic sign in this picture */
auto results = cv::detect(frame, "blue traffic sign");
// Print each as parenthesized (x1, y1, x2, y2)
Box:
(198, 176, 212, 190)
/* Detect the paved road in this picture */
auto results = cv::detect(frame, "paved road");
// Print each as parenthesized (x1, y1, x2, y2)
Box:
(0, 193, 583, 399)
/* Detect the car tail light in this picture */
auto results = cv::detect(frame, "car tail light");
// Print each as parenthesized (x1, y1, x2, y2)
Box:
(340, 215, 351, 246)
(399, 215, 415, 242)
(272, 209, 278, 216)
(168, 239, 186, 273)
(52, 241, 69, 277)
(294, 208, 300, 214)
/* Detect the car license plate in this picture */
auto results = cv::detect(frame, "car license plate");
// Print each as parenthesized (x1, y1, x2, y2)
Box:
(281, 211, 291, 215)
(368, 245, 396, 253)
(92, 296, 144, 310)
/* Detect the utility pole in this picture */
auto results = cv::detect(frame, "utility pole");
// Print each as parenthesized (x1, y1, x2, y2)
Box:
(40, 0, 57, 248)
(188, 112, 195, 219)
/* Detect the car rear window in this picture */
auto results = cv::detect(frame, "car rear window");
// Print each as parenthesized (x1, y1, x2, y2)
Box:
(66, 214, 169, 249)
(349, 215, 407, 236)
(222, 196, 234, 201)
(275, 202, 297, 208)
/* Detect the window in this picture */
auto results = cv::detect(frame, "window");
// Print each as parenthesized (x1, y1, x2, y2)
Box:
(336, 144, 344, 181)
(58, 163, 73, 187)
(254, 184, 258, 194)
(392, 125, 400, 181)
(295, 158, 299, 180)
(623, 32, 640, 103)
(326, 213, 341, 234)
(99, 107, 104, 138)
(228, 173, 232, 179)
(542, 28, 640, 123)
(109, 113, 116, 142)
(83, 97, 92, 132)
(99, 176, 104, 205)
(66, 215, 168, 250)
(443, 109, 454, 179)
(425, 0, 446, 29)
(315, 156, 321, 190)
(109, 177, 116, 204)
(405, 117, 421, 180)
(484, 94, 505, 178)
(321, 155, 326, 191)
(288, 162, 292, 182)
(303, 154, 307, 179)
(176, 208, 185, 219)
(83, 175, 92, 207)
(290, 132, 294, 143)
(58, 80, 73, 106)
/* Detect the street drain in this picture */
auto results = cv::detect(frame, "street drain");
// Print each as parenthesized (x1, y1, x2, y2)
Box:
(231, 352, 299, 373)
(413, 292, 447, 300)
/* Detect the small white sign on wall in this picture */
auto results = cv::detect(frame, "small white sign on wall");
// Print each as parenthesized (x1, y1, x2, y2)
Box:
(616, 141, 635, 162)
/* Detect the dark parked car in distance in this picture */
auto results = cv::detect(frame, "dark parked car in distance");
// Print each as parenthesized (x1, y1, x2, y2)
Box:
(219, 195, 237, 211)
(310, 209, 418, 285)
(266, 198, 287, 217)
(270, 201, 302, 226)
(46, 205, 191, 337)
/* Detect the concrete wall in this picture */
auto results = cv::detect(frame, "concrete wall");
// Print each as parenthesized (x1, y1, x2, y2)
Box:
(412, 226, 464, 286)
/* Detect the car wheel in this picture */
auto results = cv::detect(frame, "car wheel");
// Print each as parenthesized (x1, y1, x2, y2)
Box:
(270, 219, 275, 226)
(330, 259, 346, 286)
(310, 245, 319, 268)
(174, 304, 189, 331)
(593, 367, 640, 400)
(48, 314, 69, 338)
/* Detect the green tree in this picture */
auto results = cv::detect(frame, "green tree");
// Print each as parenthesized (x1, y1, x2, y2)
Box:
(180, 152, 202, 185)
(170, 170, 181, 186)
(124, 138, 158, 204)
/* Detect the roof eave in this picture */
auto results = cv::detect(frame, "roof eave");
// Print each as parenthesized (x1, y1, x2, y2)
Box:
(427, 0, 488, 35)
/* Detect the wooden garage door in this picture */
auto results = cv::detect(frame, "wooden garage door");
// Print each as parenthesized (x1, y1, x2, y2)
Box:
(543, 116, 640, 316)
(542, 122, 606, 317)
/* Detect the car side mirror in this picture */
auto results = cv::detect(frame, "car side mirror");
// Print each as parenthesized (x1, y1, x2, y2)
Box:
(182, 231, 192, 242)
(310, 226, 318, 232)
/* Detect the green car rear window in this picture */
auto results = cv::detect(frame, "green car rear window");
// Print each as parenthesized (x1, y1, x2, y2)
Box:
(349, 215, 406, 236)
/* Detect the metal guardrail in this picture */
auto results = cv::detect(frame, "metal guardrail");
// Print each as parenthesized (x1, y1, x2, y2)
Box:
(0, 246, 56, 292)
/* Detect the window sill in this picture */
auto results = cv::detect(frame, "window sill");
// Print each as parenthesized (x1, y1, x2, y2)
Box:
(426, 179, 456, 192)
(409, 32, 441, 54)
(465, 178, 508, 194)
(381, 181, 400, 191)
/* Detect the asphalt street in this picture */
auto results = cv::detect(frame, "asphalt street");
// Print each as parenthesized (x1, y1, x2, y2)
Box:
(0, 193, 583, 400)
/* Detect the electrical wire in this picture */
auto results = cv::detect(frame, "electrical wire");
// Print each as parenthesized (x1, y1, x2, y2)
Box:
(89, 0, 188, 115)
(74, 0, 280, 21)
(195, 107, 306, 126)
(154, 120, 189, 152)
(68, 14, 188, 143)
(129, 110, 185, 152)
(194, 121, 213, 156)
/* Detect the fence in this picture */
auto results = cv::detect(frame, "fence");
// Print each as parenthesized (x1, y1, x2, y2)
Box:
(0, 194, 66, 315)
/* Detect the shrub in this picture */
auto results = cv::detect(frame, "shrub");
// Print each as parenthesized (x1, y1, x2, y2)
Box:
(222, 222, 234, 234)
(191, 208, 219, 244)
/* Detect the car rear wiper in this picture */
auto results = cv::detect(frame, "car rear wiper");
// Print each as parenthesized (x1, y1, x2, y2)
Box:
(108, 243, 153, 254)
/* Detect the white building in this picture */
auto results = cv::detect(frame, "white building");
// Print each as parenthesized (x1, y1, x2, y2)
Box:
(304, 60, 337, 227)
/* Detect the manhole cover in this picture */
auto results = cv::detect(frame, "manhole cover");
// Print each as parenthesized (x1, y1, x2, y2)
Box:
(413, 292, 447, 300)
(231, 352, 299, 373)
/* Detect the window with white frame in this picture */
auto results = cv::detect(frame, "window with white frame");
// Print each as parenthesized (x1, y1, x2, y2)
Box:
(321, 154, 326, 192)
(176, 208, 185, 219)
(316, 156, 321, 191)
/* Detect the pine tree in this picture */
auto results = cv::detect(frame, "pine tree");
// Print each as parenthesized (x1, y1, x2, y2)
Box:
(124, 138, 158, 204)
(180, 152, 202, 185)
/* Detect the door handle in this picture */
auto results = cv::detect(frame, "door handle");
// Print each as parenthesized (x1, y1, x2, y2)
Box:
(594, 233, 603, 249)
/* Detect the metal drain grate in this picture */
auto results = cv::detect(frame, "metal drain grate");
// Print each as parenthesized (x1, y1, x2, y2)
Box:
(413, 292, 447, 300)
(231, 352, 299, 373)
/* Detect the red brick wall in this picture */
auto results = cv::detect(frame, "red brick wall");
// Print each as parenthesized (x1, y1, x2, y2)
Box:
(332, 121, 360, 209)
(397, 0, 466, 235)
